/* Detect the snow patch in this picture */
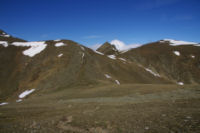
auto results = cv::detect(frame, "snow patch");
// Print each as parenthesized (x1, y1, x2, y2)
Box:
(0, 33, 10, 37)
(191, 55, 195, 58)
(94, 50, 104, 55)
(58, 53, 63, 57)
(0, 102, 8, 106)
(54, 39, 61, 42)
(19, 89, 35, 98)
(12, 42, 47, 57)
(104, 74, 111, 79)
(115, 80, 120, 85)
(107, 55, 116, 60)
(177, 82, 184, 85)
(186, 116, 192, 119)
(163, 39, 200, 46)
(145, 68, 160, 77)
(16, 99, 22, 102)
(0, 41, 8, 47)
(119, 58, 126, 61)
(80, 46, 85, 51)
(173, 51, 180, 56)
(112, 47, 117, 51)
(23, 44, 46, 57)
(145, 126, 149, 130)
(55, 42, 66, 47)
(82, 53, 85, 59)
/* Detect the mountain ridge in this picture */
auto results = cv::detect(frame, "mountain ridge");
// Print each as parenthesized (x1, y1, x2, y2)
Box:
(0, 29, 199, 102)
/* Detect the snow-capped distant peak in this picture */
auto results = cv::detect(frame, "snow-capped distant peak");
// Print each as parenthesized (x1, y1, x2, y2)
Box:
(161, 39, 200, 46)
(110, 40, 126, 50)
(110, 39, 141, 51)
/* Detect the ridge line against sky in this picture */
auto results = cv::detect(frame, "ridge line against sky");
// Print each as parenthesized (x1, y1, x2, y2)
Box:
(0, 0, 200, 47)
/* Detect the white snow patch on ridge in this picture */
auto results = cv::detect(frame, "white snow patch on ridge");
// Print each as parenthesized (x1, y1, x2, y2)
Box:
(12, 42, 47, 57)
(162, 39, 200, 46)
(55, 42, 66, 47)
(0, 41, 8, 47)
(0, 102, 8, 106)
(107, 55, 116, 60)
(173, 51, 180, 56)
(23, 44, 46, 57)
(19, 89, 35, 98)
(145, 68, 160, 77)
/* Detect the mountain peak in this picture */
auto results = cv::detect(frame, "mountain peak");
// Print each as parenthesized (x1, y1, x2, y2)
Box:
(0, 29, 26, 42)
(0, 29, 11, 37)
(110, 40, 126, 51)
(96, 42, 119, 55)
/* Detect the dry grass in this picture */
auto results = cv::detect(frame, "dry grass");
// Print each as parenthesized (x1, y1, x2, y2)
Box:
(0, 84, 199, 133)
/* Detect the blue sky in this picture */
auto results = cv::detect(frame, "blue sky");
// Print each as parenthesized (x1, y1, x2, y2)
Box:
(0, 0, 200, 47)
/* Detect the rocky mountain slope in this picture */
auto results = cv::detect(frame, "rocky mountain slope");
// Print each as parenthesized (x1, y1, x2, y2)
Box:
(0, 30, 170, 101)
(0, 29, 199, 102)
(118, 39, 200, 84)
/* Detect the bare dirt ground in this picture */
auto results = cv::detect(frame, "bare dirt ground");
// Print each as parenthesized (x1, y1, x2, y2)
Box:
(0, 84, 200, 133)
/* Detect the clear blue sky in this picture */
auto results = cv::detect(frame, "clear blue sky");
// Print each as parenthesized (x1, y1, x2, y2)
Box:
(0, 0, 200, 46)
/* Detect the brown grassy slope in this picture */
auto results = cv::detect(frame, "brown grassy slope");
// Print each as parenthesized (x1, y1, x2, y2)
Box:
(15, 40, 169, 91)
(0, 45, 27, 100)
(0, 84, 199, 133)
(0, 39, 171, 101)
(0, 31, 27, 100)
(119, 41, 200, 84)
